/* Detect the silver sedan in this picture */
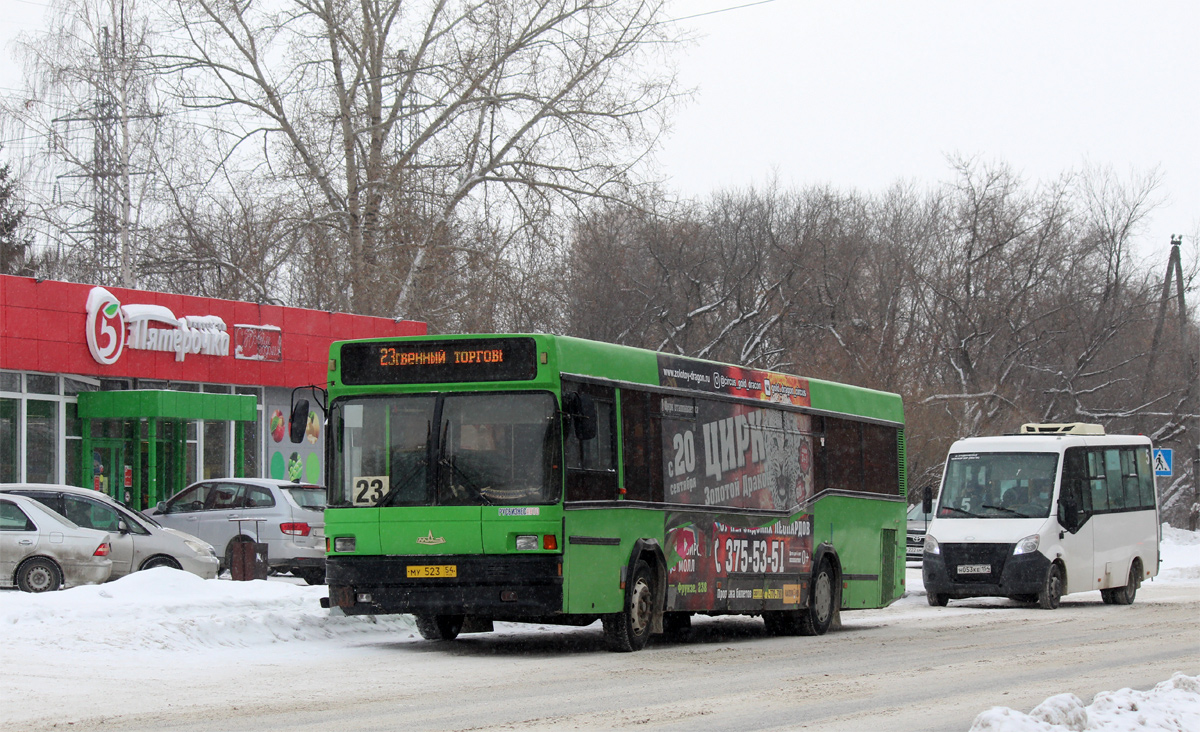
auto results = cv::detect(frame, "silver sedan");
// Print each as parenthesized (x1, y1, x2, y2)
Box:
(0, 484, 220, 580)
(0, 493, 113, 592)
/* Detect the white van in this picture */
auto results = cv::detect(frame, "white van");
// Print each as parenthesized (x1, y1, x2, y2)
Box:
(922, 423, 1159, 609)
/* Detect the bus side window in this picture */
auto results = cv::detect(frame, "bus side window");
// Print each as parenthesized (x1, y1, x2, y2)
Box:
(564, 383, 618, 502)
(619, 389, 663, 503)
(1118, 448, 1141, 510)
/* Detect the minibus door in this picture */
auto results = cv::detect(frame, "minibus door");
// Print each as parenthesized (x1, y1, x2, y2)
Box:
(1055, 467, 1094, 595)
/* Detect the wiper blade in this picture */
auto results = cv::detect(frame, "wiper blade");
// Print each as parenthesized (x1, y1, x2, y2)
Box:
(440, 457, 493, 505)
(941, 506, 978, 518)
(982, 504, 1031, 518)
(377, 460, 427, 507)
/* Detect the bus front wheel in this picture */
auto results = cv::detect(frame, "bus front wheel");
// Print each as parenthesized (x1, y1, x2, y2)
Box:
(415, 614, 464, 641)
(797, 558, 835, 636)
(603, 559, 655, 652)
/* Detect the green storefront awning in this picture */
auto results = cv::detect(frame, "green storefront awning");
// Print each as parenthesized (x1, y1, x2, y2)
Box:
(77, 390, 257, 422)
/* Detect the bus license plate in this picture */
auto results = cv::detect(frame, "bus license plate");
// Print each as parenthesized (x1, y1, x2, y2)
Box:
(407, 565, 457, 578)
(957, 564, 991, 575)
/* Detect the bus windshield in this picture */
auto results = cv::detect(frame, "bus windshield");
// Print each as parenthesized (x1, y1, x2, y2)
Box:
(331, 392, 561, 507)
(937, 452, 1059, 519)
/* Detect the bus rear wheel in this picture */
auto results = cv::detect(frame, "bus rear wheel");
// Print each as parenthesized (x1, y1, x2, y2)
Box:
(797, 558, 835, 636)
(603, 559, 655, 652)
(415, 614, 464, 641)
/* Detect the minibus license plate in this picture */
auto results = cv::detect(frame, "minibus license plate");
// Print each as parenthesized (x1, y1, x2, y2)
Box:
(957, 564, 991, 575)
(407, 565, 457, 578)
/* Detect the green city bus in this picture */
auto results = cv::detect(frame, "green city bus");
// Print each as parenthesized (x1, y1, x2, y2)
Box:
(317, 334, 907, 651)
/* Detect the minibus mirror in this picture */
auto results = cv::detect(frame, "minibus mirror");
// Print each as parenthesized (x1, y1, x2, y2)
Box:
(289, 399, 310, 443)
(1058, 497, 1079, 533)
(921, 485, 933, 517)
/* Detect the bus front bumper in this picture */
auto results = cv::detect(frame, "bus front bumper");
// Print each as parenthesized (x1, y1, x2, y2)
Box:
(323, 554, 563, 617)
(922, 544, 1051, 599)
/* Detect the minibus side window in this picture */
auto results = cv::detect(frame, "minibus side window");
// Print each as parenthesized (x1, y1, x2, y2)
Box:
(1135, 447, 1157, 509)
(1087, 451, 1109, 512)
(1118, 449, 1142, 510)
(1103, 449, 1125, 510)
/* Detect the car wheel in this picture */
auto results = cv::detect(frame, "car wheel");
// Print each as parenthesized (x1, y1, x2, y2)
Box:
(1037, 563, 1064, 610)
(927, 591, 949, 607)
(1110, 560, 1140, 606)
(17, 557, 63, 593)
(797, 559, 835, 635)
(415, 614, 464, 641)
(602, 559, 656, 652)
(141, 556, 182, 571)
(298, 567, 326, 585)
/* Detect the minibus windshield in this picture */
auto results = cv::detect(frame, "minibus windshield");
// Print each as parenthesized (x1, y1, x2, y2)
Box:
(937, 452, 1059, 519)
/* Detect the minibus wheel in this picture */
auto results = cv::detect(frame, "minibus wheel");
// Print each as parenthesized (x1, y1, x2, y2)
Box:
(1109, 560, 1141, 605)
(1037, 564, 1064, 610)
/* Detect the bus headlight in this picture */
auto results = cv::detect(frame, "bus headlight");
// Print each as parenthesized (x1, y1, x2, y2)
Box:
(516, 535, 538, 551)
(924, 535, 940, 555)
(1013, 535, 1040, 555)
(334, 537, 356, 552)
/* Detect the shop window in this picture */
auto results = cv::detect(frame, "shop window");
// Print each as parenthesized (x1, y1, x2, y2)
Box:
(65, 438, 83, 488)
(100, 379, 129, 391)
(203, 421, 229, 479)
(0, 373, 20, 393)
(63, 378, 98, 396)
(25, 400, 57, 483)
(0, 398, 16, 482)
(26, 374, 57, 395)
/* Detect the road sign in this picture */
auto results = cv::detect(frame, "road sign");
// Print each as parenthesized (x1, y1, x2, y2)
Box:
(1153, 448, 1172, 476)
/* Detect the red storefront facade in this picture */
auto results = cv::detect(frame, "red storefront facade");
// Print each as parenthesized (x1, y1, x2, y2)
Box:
(0, 274, 426, 506)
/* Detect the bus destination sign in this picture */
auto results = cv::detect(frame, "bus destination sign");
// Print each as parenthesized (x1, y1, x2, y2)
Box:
(340, 337, 538, 385)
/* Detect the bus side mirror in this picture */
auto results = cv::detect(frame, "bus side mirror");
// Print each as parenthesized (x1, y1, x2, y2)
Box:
(921, 485, 933, 516)
(289, 399, 310, 444)
(562, 392, 598, 441)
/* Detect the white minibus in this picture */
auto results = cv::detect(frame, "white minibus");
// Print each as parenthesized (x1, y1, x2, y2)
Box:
(922, 423, 1159, 609)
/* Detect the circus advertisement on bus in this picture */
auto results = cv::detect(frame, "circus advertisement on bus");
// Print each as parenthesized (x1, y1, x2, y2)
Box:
(658, 395, 814, 512)
(664, 511, 813, 613)
(657, 354, 811, 408)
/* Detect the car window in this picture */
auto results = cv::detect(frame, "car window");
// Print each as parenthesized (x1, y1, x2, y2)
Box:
(207, 483, 243, 510)
(239, 485, 275, 509)
(168, 484, 213, 513)
(63, 495, 122, 532)
(6, 490, 63, 515)
(0, 500, 36, 531)
(284, 486, 325, 509)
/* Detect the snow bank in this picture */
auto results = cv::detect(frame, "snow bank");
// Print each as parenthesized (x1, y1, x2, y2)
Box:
(0, 567, 414, 654)
(1158, 523, 1200, 584)
(969, 673, 1200, 732)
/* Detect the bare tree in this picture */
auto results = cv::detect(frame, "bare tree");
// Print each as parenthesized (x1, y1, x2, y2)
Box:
(153, 0, 684, 317)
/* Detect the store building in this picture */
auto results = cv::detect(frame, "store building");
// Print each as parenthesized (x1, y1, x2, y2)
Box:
(0, 274, 426, 510)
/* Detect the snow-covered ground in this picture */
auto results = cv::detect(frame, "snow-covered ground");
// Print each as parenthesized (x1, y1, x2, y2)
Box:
(1, 525, 1197, 731)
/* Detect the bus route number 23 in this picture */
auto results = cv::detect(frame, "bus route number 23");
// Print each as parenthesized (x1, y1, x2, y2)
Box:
(353, 475, 390, 506)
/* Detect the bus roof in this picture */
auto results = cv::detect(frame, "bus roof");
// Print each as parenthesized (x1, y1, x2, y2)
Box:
(331, 333, 904, 425)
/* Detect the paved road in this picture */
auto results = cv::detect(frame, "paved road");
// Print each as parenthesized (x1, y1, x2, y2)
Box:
(10, 577, 1198, 731)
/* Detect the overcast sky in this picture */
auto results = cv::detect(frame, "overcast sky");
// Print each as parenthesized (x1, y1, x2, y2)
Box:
(1, 0, 1196, 266)
(658, 1, 1198, 265)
